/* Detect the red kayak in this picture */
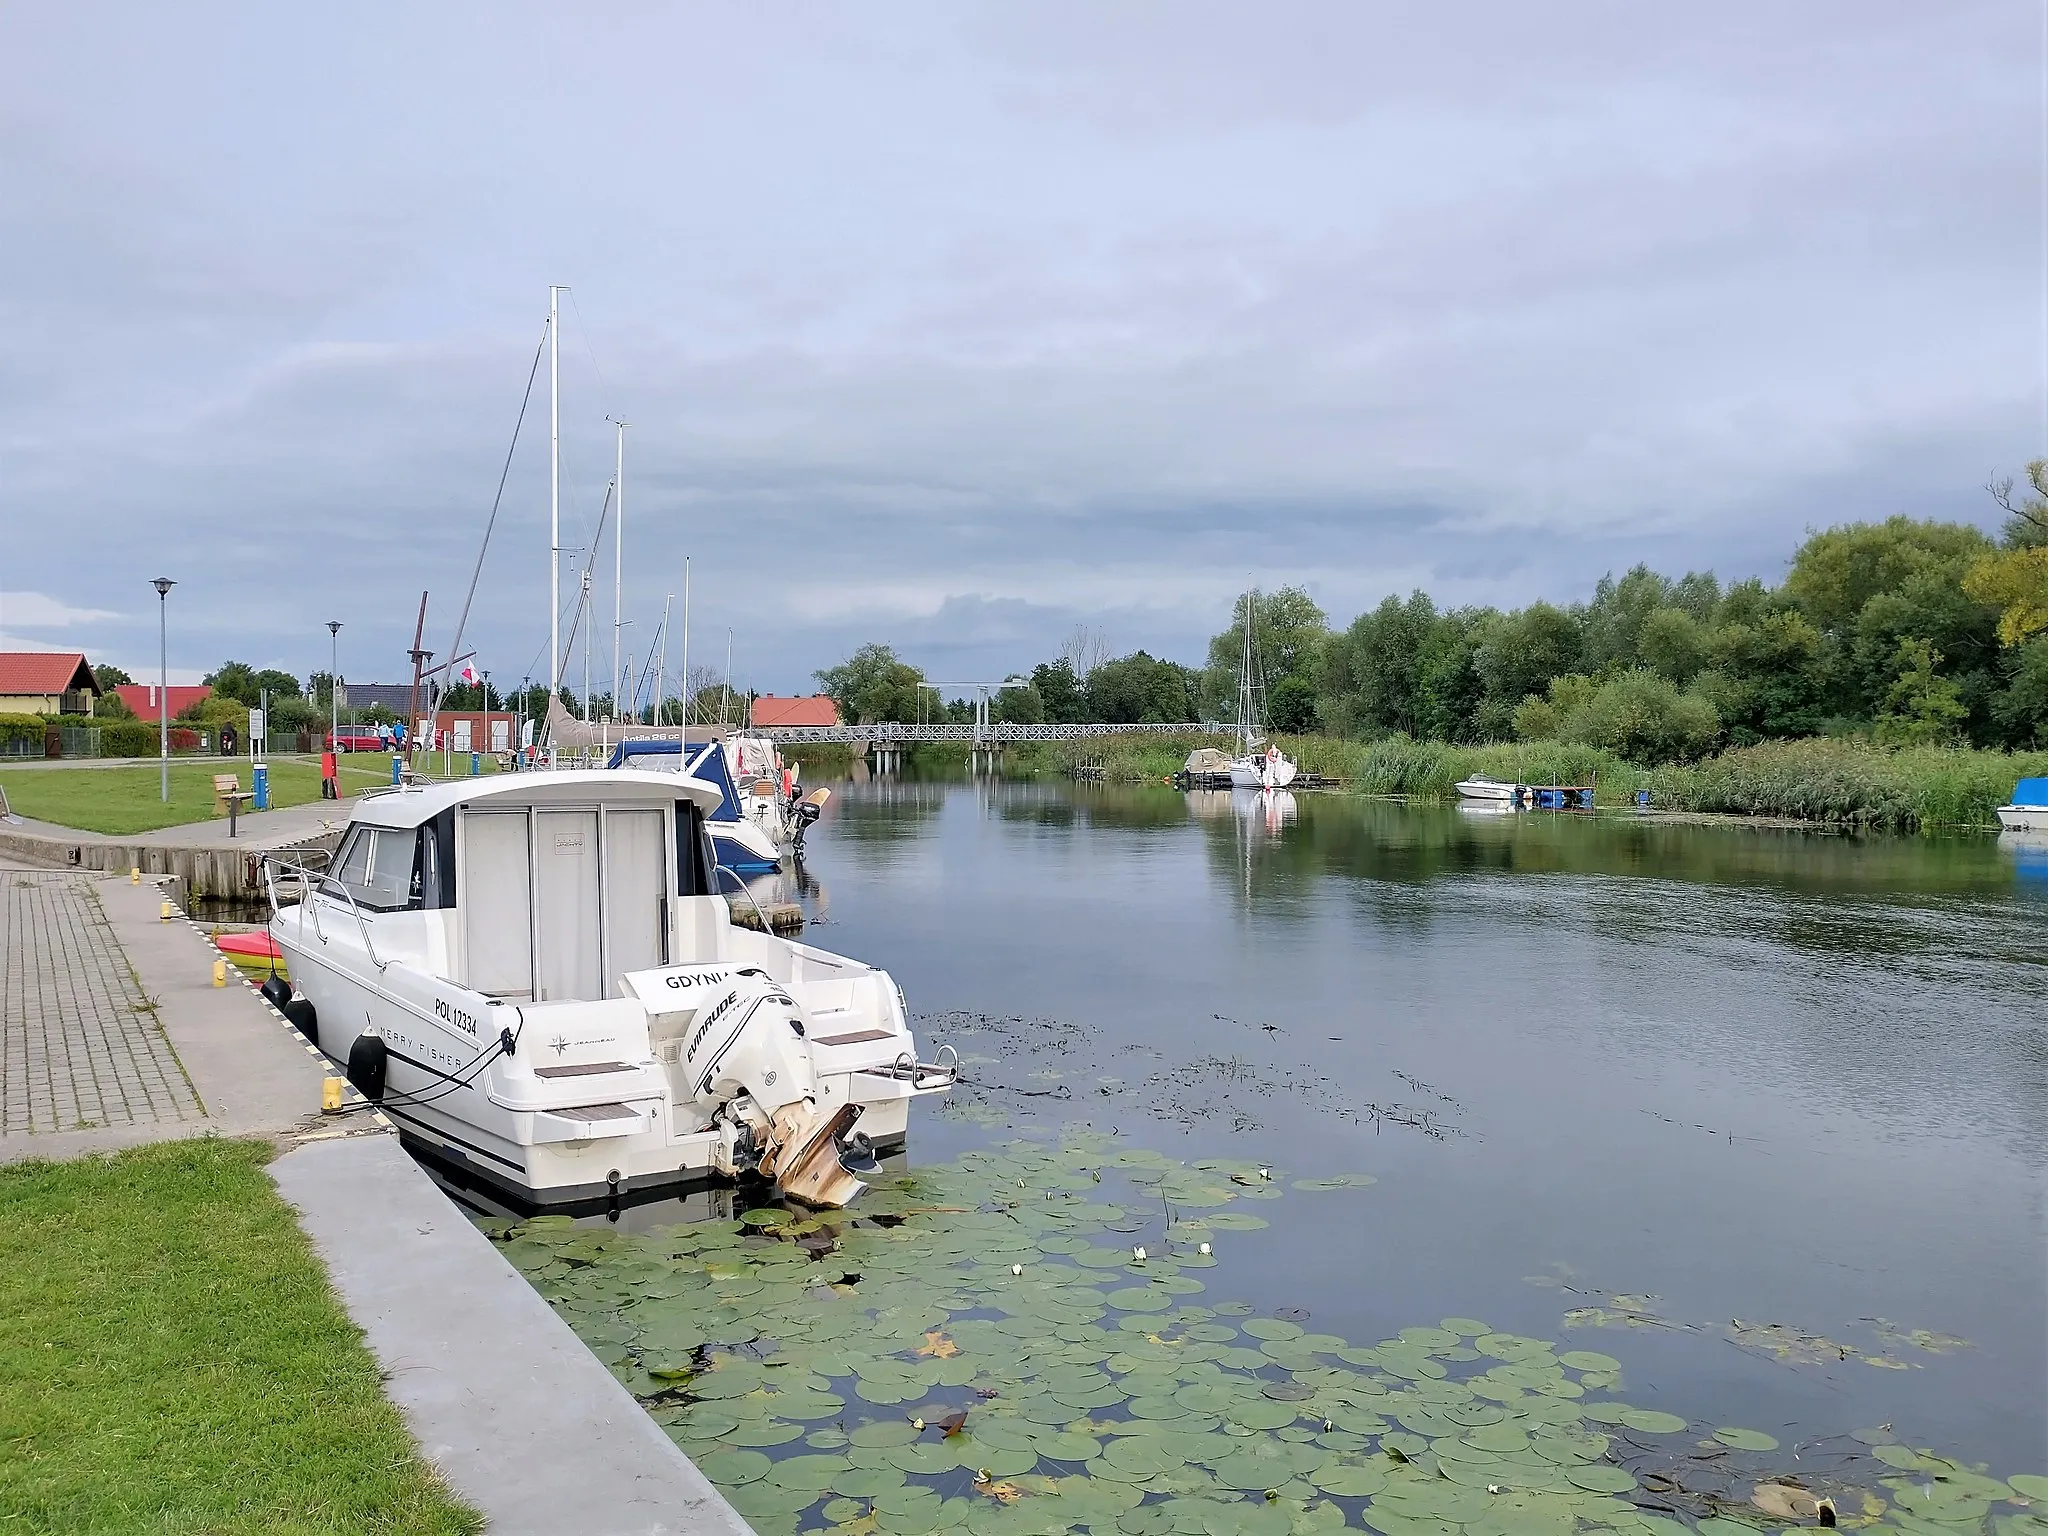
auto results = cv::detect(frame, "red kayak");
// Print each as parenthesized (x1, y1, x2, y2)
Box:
(215, 931, 282, 962)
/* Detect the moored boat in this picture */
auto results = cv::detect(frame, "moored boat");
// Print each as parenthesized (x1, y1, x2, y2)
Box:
(1455, 777, 1522, 802)
(262, 768, 951, 1210)
(1996, 777, 2048, 833)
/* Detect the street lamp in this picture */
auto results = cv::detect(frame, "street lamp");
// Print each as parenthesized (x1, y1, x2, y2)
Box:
(152, 578, 175, 802)
(326, 621, 342, 751)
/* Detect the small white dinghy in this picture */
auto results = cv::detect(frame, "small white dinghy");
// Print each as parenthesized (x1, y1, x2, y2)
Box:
(262, 769, 952, 1209)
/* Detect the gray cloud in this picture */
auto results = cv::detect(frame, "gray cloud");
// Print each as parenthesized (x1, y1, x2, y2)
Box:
(0, 2, 2033, 692)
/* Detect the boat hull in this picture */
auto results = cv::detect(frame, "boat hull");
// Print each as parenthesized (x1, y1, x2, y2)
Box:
(1230, 755, 1298, 789)
(1455, 779, 1520, 801)
(1997, 805, 2048, 832)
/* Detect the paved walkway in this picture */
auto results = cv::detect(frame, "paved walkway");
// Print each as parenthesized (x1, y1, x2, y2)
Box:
(0, 868, 754, 1534)
(1, 873, 202, 1134)
(0, 871, 330, 1162)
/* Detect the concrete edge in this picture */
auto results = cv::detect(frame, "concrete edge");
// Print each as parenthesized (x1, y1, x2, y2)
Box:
(272, 1134, 754, 1536)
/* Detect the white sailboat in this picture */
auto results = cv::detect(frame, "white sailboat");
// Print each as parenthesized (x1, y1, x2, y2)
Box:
(1228, 588, 1298, 789)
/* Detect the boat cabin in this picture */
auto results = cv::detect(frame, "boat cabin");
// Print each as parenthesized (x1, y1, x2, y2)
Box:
(319, 770, 725, 1003)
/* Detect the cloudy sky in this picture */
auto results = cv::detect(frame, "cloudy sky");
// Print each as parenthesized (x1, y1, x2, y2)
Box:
(0, 3, 2037, 697)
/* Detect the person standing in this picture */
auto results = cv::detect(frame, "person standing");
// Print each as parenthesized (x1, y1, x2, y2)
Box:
(320, 746, 339, 800)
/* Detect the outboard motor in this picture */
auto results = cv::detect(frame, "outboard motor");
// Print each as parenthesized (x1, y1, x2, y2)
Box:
(680, 970, 863, 1207)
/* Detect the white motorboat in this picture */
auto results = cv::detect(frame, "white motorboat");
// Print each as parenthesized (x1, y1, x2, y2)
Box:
(1455, 777, 1522, 803)
(1227, 588, 1299, 789)
(1996, 777, 2048, 832)
(262, 768, 952, 1209)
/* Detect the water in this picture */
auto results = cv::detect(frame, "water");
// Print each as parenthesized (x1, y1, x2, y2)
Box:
(479, 774, 2048, 1527)
(795, 779, 2047, 1469)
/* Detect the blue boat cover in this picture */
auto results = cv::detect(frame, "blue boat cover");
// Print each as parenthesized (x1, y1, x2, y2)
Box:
(608, 739, 743, 822)
(2012, 777, 2048, 807)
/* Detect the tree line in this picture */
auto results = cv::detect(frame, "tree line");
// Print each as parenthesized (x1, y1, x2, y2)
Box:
(815, 471, 2048, 763)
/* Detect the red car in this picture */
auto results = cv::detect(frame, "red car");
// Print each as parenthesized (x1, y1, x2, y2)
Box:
(326, 727, 387, 753)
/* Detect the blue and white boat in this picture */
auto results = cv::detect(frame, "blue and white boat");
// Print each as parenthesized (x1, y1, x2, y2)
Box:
(607, 738, 820, 874)
(1996, 777, 2048, 833)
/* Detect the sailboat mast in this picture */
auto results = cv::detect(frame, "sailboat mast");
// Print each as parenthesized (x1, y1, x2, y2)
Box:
(681, 557, 691, 726)
(549, 284, 563, 696)
(611, 419, 626, 723)
(656, 592, 671, 726)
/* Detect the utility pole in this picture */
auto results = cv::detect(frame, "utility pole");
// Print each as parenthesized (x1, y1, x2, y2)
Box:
(681, 558, 691, 727)
(152, 578, 175, 801)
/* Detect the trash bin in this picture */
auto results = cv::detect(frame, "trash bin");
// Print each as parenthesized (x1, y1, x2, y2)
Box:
(470, 752, 481, 777)
(252, 762, 269, 811)
(391, 754, 404, 785)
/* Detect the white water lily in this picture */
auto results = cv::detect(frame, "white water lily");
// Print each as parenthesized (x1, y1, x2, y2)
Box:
(1011, 1263, 1023, 1275)
(1133, 1245, 1147, 1262)
(1198, 1242, 1212, 1255)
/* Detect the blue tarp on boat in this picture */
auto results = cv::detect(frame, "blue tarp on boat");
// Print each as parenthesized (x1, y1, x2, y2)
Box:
(607, 739, 744, 822)
(2010, 777, 2048, 807)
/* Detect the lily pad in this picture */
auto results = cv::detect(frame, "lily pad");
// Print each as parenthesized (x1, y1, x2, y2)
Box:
(1291, 1175, 1378, 1190)
(2011, 1474, 2048, 1501)
(1565, 1463, 1638, 1494)
(1618, 1408, 1687, 1435)
(1712, 1426, 1780, 1452)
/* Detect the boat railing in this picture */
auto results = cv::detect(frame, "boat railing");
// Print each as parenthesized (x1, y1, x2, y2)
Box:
(714, 865, 777, 933)
(260, 849, 391, 972)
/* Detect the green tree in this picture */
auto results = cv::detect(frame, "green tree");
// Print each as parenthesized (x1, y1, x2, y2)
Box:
(995, 681, 1045, 724)
(203, 662, 301, 705)
(1267, 675, 1318, 733)
(1205, 586, 1329, 712)
(92, 664, 132, 691)
(1085, 652, 1200, 723)
(1993, 637, 2048, 746)
(1412, 611, 1486, 742)
(1581, 566, 1691, 673)
(1988, 460, 2048, 550)
(1637, 608, 1708, 685)
(1321, 591, 1435, 735)
(1786, 516, 1993, 634)
(1516, 669, 1718, 764)
(815, 644, 927, 724)
(1031, 659, 1087, 723)
(1470, 602, 1580, 737)
(1875, 638, 1968, 745)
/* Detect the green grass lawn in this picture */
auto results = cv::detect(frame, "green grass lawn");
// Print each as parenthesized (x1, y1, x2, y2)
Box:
(0, 1139, 480, 1536)
(0, 757, 440, 836)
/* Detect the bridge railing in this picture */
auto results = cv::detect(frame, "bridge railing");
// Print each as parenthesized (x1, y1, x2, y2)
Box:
(755, 721, 1235, 745)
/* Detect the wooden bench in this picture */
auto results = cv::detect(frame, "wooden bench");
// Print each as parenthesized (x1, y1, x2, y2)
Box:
(213, 773, 256, 835)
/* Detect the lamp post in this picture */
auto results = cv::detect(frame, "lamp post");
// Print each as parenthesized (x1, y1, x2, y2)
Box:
(326, 622, 342, 749)
(152, 578, 175, 802)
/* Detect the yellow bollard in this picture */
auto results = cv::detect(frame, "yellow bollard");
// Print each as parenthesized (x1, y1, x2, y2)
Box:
(212, 957, 227, 988)
(322, 1077, 344, 1113)
(160, 899, 175, 921)
(129, 867, 139, 885)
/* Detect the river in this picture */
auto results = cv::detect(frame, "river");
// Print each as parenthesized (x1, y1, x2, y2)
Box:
(480, 774, 2048, 1533)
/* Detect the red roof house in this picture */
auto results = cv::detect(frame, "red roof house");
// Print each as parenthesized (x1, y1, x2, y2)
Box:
(113, 684, 213, 719)
(750, 694, 840, 728)
(0, 652, 101, 715)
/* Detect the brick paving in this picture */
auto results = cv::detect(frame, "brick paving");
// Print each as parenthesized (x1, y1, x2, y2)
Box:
(0, 872, 202, 1134)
